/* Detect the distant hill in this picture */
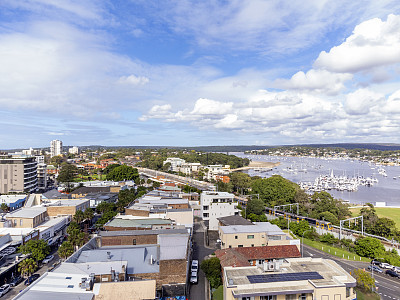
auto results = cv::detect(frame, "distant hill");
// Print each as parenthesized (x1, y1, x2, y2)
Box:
(4, 143, 400, 153)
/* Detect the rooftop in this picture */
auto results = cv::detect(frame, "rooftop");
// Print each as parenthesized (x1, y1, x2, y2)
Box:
(218, 215, 253, 226)
(104, 217, 173, 229)
(99, 228, 188, 237)
(44, 199, 89, 207)
(6, 207, 47, 219)
(224, 257, 356, 297)
(215, 245, 301, 268)
(75, 245, 160, 274)
(158, 233, 189, 260)
(219, 222, 285, 235)
(70, 186, 111, 194)
(202, 191, 234, 197)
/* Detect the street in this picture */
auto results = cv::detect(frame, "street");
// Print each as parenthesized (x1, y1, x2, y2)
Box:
(189, 221, 215, 300)
(303, 244, 400, 300)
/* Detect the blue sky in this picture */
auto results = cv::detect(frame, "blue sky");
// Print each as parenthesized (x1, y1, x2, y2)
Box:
(2, 1, 400, 149)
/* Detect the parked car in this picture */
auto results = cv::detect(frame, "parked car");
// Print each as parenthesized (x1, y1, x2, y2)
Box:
(9, 275, 23, 287)
(0, 284, 10, 297)
(380, 262, 393, 269)
(191, 260, 198, 272)
(42, 255, 54, 264)
(386, 269, 400, 278)
(190, 271, 198, 284)
(368, 265, 383, 273)
(24, 274, 40, 286)
(371, 259, 383, 265)
(393, 266, 400, 273)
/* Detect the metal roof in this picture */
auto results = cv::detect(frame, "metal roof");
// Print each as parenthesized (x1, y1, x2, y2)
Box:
(219, 222, 285, 235)
(104, 218, 173, 228)
(100, 228, 188, 237)
(158, 234, 189, 260)
(6, 207, 47, 218)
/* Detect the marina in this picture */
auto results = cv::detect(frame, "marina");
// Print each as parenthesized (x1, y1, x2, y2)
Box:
(233, 152, 400, 206)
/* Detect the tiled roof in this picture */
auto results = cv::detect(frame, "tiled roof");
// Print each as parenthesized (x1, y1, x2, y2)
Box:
(215, 245, 301, 268)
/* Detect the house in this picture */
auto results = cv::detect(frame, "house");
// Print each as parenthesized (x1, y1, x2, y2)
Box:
(215, 245, 301, 269)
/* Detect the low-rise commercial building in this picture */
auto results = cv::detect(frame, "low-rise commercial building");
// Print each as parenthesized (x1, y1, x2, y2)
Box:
(0, 195, 26, 211)
(223, 257, 357, 300)
(218, 222, 299, 249)
(201, 191, 239, 230)
(3, 207, 47, 228)
(103, 216, 181, 231)
(45, 199, 90, 217)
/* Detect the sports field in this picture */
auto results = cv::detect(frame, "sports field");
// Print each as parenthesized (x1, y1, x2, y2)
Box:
(350, 206, 400, 229)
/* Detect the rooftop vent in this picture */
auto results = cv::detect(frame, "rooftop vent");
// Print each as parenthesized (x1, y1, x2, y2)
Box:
(107, 251, 111, 259)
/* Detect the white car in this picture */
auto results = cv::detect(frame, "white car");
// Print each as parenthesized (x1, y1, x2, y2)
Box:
(42, 255, 54, 264)
(380, 262, 393, 269)
(0, 284, 10, 297)
(191, 260, 199, 272)
(190, 271, 198, 284)
(393, 266, 400, 273)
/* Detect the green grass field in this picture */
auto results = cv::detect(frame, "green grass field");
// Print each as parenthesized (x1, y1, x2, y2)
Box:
(355, 288, 380, 300)
(350, 206, 400, 229)
(302, 238, 370, 263)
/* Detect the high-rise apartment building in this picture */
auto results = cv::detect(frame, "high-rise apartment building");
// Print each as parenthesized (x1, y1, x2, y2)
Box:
(68, 146, 79, 155)
(0, 155, 38, 194)
(50, 140, 63, 157)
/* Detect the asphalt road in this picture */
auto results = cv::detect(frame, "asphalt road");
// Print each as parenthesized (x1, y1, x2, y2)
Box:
(189, 222, 215, 300)
(303, 244, 400, 300)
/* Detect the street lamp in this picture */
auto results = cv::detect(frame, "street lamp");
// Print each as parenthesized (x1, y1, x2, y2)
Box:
(371, 257, 383, 292)
(302, 229, 312, 258)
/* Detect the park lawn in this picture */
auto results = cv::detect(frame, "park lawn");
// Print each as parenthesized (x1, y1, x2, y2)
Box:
(73, 174, 107, 182)
(350, 206, 400, 229)
(302, 238, 370, 263)
(212, 285, 223, 300)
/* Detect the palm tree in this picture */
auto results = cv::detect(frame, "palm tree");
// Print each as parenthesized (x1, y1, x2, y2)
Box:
(18, 258, 37, 277)
(83, 208, 94, 224)
(58, 241, 74, 260)
(73, 210, 85, 224)
(0, 203, 9, 212)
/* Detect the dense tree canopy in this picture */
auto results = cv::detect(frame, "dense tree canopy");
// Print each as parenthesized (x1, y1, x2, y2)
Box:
(19, 239, 51, 262)
(200, 257, 222, 289)
(354, 237, 385, 258)
(106, 165, 139, 182)
(57, 163, 78, 189)
(246, 198, 265, 215)
(251, 175, 298, 207)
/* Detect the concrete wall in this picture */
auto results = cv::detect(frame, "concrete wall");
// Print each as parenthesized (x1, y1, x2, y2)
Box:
(125, 209, 150, 217)
(220, 231, 268, 249)
(0, 164, 24, 193)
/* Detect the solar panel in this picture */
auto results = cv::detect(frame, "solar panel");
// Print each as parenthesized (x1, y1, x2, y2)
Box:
(247, 272, 323, 284)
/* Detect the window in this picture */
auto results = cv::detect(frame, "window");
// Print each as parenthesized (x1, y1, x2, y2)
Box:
(229, 245, 232, 248)
(235, 236, 238, 239)
(67, 285, 74, 288)
(238, 245, 243, 247)
(247, 235, 254, 239)
(203, 213, 209, 218)
(203, 206, 209, 210)
(268, 235, 281, 240)
(133, 239, 136, 245)
(258, 259, 264, 264)
(260, 296, 276, 300)
(20, 219, 23, 226)
(298, 294, 307, 300)
(251, 244, 254, 247)
(285, 295, 296, 300)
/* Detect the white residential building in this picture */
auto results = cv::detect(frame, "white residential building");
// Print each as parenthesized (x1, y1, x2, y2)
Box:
(69, 146, 79, 155)
(163, 157, 186, 172)
(201, 191, 238, 230)
(50, 140, 63, 157)
(206, 165, 230, 181)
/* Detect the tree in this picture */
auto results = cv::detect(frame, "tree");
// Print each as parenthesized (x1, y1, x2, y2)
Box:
(58, 241, 74, 259)
(96, 202, 115, 214)
(66, 221, 80, 234)
(103, 163, 121, 175)
(83, 208, 94, 223)
(68, 228, 86, 248)
(318, 211, 339, 225)
(106, 165, 139, 182)
(354, 237, 385, 258)
(49, 155, 64, 168)
(57, 163, 78, 192)
(200, 257, 222, 289)
(18, 258, 37, 277)
(19, 239, 50, 262)
(251, 175, 297, 207)
(0, 203, 9, 212)
(246, 198, 265, 216)
(289, 220, 311, 236)
(352, 269, 375, 291)
(73, 210, 85, 224)
(230, 172, 251, 193)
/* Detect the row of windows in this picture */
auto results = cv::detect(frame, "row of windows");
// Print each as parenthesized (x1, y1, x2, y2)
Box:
(242, 294, 309, 300)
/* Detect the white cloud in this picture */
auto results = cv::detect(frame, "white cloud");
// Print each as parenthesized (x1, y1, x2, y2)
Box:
(274, 69, 352, 95)
(118, 75, 149, 86)
(314, 14, 400, 73)
(345, 88, 384, 115)
(191, 98, 233, 115)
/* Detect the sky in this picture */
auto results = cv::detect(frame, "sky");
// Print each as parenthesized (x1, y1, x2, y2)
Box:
(2, 0, 400, 149)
